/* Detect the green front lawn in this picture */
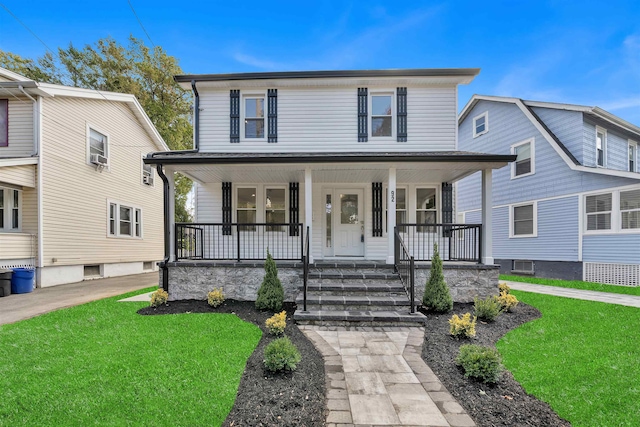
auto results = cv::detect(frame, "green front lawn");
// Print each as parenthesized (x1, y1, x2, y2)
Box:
(501, 274, 640, 296)
(497, 291, 640, 427)
(0, 288, 262, 426)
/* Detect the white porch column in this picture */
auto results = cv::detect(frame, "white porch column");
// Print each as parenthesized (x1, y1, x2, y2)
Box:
(387, 167, 397, 264)
(167, 168, 176, 262)
(481, 168, 494, 265)
(304, 167, 313, 263)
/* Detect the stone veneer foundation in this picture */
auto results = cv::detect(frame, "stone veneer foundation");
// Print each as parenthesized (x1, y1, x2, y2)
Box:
(161, 261, 499, 303)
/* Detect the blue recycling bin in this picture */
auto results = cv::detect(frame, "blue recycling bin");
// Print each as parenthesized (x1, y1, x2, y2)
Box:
(11, 268, 35, 294)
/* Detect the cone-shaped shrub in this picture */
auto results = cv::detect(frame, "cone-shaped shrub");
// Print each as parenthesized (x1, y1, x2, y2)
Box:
(255, 249, 284, 312)
(422, 243, 453, 313)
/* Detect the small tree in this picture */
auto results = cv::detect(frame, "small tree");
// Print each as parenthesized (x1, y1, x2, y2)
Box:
(423, 243, 453, 313)
(255, 249, 284, 312)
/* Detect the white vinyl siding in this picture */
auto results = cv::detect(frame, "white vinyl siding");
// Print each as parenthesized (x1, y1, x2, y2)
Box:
(0, 164, 36, 188)
(40, 96, 164, 267)
(197, 86, 457, 152)
(0, 97, 34, 157)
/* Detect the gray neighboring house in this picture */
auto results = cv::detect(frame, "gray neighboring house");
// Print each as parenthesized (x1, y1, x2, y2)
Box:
(457, 95, 640, 285)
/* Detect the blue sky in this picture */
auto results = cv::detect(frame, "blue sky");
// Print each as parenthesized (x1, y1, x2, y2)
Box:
(1, 0, 639, 124)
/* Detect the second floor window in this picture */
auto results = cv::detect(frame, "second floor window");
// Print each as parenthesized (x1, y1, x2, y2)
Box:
(244, 97, 265, 139)
(629, 142, 637, 172)
(512, 139, 534, 178)
(371, 94, 393, 137)
(473, 112, 488, 138)
(0, 99, 7, 147)
(596, 127, 606, 167)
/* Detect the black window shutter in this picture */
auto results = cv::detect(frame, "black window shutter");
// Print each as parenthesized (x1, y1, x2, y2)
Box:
(358, 88, 368, 142)
(289, 182, 299, 236)
(442, 182, 453, 237)
(268, 89, 277, 143)
(397, 87, 407, 142)
(372, 182, 383, 237)
(230, 90, 240, 143)
(222, 182, 232, 235)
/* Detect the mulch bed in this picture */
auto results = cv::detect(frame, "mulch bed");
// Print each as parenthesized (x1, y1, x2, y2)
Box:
(138, 299, 570, 427)
(138, 300, 325, 427)
(421, 302, 571, 427)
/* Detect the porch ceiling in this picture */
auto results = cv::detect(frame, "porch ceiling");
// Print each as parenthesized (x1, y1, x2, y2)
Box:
(170, 161, 505, 184)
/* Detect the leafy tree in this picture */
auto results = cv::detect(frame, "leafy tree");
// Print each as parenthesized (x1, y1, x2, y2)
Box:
(256, 250, 285, 312)
(423, 243, 453, 313)
(0, 37, 193, 221)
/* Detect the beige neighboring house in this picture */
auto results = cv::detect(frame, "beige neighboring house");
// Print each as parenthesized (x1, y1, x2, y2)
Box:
(0, 67, 168, 287)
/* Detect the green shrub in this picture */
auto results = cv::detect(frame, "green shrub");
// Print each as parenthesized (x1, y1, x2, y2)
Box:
(207, 288, 224, 307)
(263, 337, 301, 372)
(255, 249, 285, 312)
(150, 289, 168, 307)
(497, 291, 519, 312)
(266, 311, 287, 335)
(474, 296, 503, 322)
(422, 243, 453, 313)
(449, 313, 477, 338)
(456, 344, 503, 383)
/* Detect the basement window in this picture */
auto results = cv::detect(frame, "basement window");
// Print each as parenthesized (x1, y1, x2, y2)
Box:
(512, 260, 534, 275)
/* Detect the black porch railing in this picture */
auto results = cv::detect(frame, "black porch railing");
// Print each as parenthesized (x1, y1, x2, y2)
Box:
(396, 223, 482, 263)
(175, 223, 304, 261)
(394, 228, 415, 314)
(302, 226, 310, 312)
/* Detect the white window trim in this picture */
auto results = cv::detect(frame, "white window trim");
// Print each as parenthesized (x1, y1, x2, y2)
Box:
(596, 126, 607, 168)
(629, 140, 637, 173)
(235, 186, 258, 225)
(369, 90, 396, 140)
(264, 185, 289, 231)
(620, 188, 640, 232)
(584, 191, 615, 235)
(511, 137, 535, 179)
(415, 186, 440, 232)
(383, 186, 408, 235)
(86, 123, 110, 169)
(107, 200, 143, 239)
(240, 92, 267, 141)
(141, 155, 155, 187)
(472, 111, 489, 138)
(509, 201, 538, 238)
(0, 187, 22, 232)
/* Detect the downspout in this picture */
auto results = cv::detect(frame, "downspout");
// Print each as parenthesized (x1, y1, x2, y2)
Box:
(191, 80, 199, 151)
(156, 164, 171, 292)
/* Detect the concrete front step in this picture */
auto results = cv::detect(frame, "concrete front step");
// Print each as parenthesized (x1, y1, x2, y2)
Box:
(296, 294, 421, 311)
(305, 282, 406, 296)
(293, 309, 427, 327)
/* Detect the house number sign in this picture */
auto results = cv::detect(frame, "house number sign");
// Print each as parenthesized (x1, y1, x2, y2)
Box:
(391, 190, 395, 203)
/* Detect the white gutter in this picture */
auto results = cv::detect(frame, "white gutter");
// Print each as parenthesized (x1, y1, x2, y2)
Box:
(36, 95, 44, 286)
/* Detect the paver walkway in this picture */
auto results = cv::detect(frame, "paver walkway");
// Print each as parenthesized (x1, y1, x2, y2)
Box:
(504, 281, 640, 308)
(0, 272, 158, 325)
(300, 325, 475, 427)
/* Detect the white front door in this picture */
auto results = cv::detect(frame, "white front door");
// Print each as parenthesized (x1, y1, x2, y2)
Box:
(335, 189, 365, 256)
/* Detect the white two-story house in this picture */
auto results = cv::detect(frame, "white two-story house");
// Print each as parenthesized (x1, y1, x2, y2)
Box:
(145, 69, 514, 315)
(0, 67, 167, 288)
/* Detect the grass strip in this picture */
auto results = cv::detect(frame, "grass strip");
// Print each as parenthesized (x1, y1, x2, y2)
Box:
(497, 291, 640, 427)
(0, 288, 262, 427)
(500, 274, 640, 296)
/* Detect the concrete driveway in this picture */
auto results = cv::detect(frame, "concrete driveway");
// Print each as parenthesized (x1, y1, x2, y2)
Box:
(0, 272, 158, 325)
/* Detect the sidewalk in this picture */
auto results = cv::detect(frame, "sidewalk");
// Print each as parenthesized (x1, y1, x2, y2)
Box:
(0, 272, 158, 325)
(504, 281, 640, 308)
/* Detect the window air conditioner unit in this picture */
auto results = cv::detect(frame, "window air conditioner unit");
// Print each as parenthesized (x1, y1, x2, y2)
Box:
(90, 153, 108, 166)
(143, 174, 154, 185)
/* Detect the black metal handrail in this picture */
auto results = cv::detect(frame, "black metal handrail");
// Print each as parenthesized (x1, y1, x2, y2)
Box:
(175, 223, 304, 261)
(396, 223, 481, 263)
(394, 227, 415, 314)
(302, 226, 310, 312)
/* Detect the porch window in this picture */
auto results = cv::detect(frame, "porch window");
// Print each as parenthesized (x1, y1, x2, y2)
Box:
(371, 94, 393, 137)
(596, 127, 606, 167)
(620, 189, 640, 230)
(586, 193, 612, 231)
(385, 187, 406, 232)
(237, 187, 257, 231)
(265, 188, 286, 231)
(511, 139, 534, 178)
(244, 97, 265, 139)
(512, 204, 536, 237)
(416, 188, 437, 232)
(0, 99, 7, 147)
(108, 201, 142, 238)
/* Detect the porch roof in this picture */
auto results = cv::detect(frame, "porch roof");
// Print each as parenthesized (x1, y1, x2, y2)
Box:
(144, 151, 515, 184)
